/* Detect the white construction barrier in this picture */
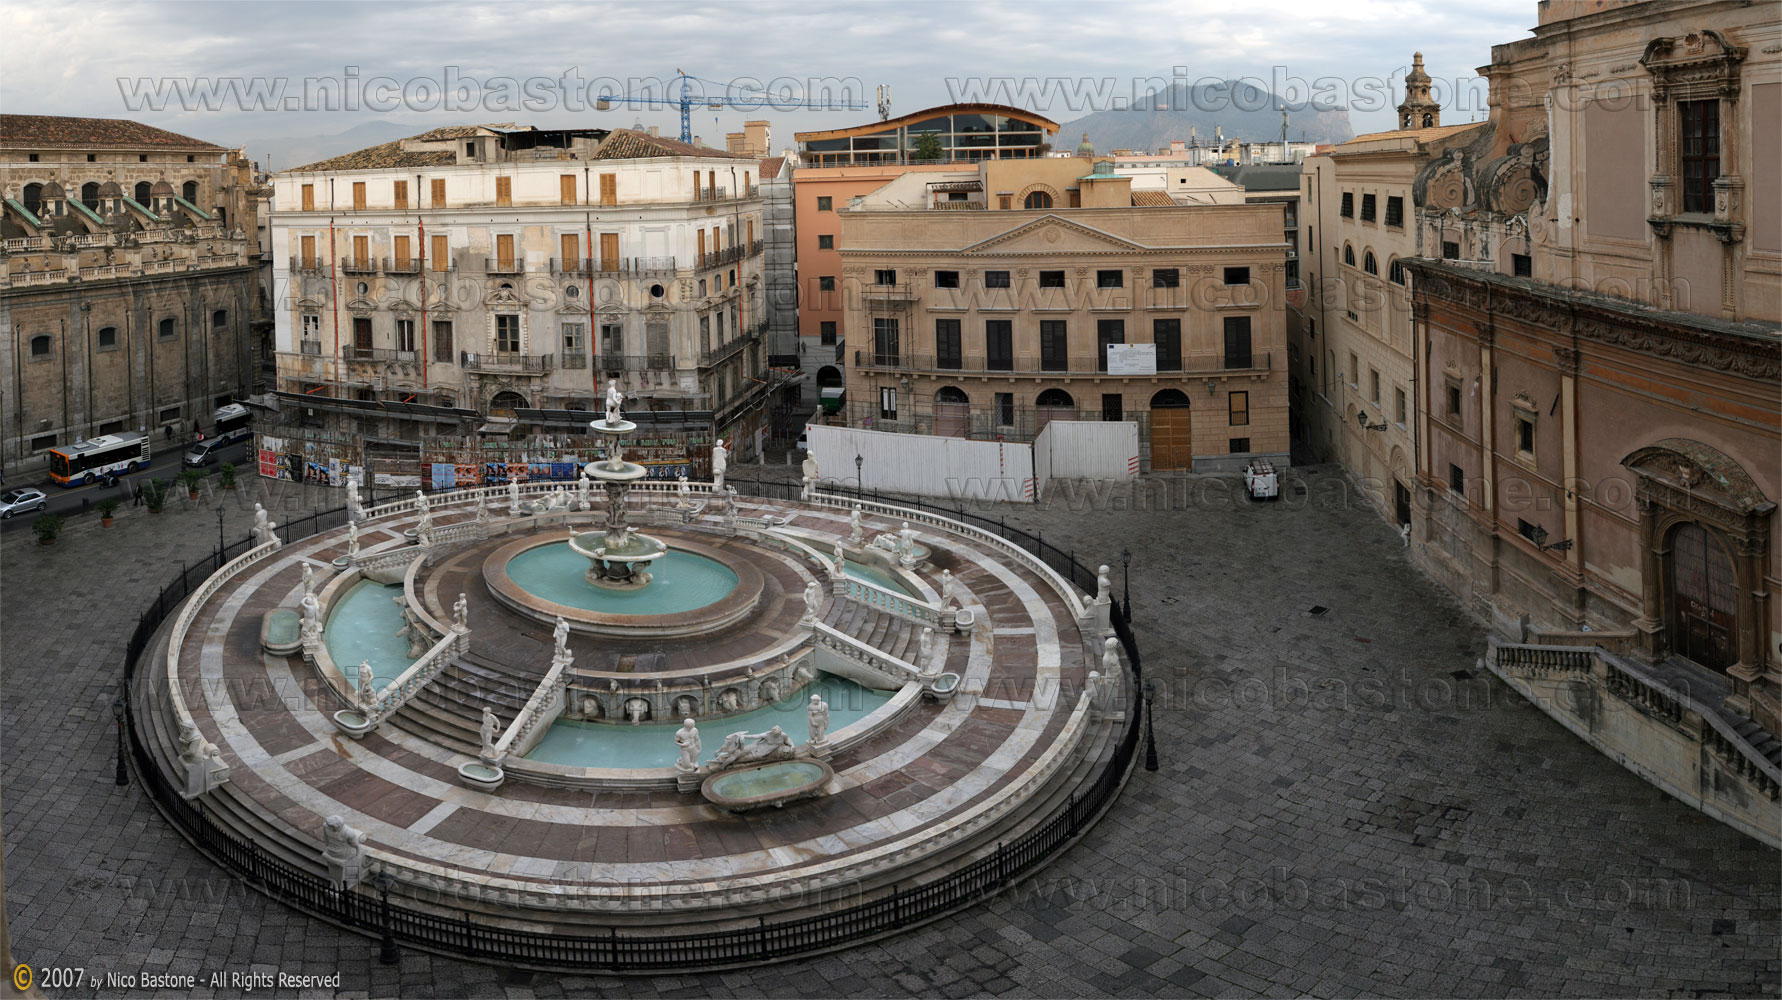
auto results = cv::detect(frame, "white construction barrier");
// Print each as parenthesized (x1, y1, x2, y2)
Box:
(806, 425, 1036, 502)
(1034, 421, 1139, 481)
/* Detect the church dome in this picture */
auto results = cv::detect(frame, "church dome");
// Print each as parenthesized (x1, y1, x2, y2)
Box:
(1075, 132, 1094, 156)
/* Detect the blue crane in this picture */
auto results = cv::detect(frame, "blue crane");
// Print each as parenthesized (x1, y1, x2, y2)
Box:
(596, 69, 869, 144)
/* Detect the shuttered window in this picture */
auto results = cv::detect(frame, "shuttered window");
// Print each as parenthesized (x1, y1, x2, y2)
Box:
(430, 178, 446, 206)
(599, 173, 617, 205)
(495, 176, 512, 206)
(352, 182, 366, 210)
(560, 174, 577, 205)
(431, 234, 448, 271)
(600, 233, 619, 272)
(393, 180, 408, 209)
(300, 184, 315, 211)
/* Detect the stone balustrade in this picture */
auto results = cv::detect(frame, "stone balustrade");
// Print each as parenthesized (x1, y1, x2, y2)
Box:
(365, 629, 468, 725)
(493, 653, 572, 761)
(811, 620, 921, 689)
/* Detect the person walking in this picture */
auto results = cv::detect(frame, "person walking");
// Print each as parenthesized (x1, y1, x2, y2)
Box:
(132, 480, 144, 507)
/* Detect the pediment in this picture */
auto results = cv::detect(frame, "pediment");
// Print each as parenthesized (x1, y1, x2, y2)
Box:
(961, 216, 1151, 255)
(1622, 437, 1775, 515)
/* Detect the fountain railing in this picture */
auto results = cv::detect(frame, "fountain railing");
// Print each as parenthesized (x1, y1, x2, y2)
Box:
(358, 479, 723, 525)
(811, 620, 923, 686)
(806, 490, 1087, 619)
(366, 628, 468, 725)
(836, 574, 950, 631)
(493, 653, 571, 761)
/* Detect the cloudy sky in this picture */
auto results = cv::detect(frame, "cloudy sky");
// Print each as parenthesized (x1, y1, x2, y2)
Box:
(5, 0, 1534, 164)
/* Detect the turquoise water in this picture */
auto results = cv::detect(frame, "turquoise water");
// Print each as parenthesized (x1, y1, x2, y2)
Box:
(845, 560, 914, 597)
(507, 542, 739, 615)
(324, 580, 415, 689)
(524, 672, 893, 769)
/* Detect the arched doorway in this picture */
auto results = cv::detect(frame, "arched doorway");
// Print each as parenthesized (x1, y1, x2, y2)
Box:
(934, 386, 970, 438)
(133, 181, 151, 204)
(1668, 522, 1737, 671)
(816, 365, 842, 388)
(1035, 388, 1074, 434)
(1149, 389, 1192, 470)
(488, 390, 529, 417)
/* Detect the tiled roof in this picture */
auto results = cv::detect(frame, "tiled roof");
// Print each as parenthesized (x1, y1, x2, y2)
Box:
(410, 123, 520, 141)
(759, 156, 786, 180)
(1337, 122, 1487, 148)
(0, 114, 224, 150)
(288, 139, 457, 173)
(593, 129, 749, 161)
(1130, 190, 1176, 207)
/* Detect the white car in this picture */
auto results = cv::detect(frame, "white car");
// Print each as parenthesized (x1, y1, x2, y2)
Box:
(0, 487, 47, 518)
(1244, 459, 1280, 501)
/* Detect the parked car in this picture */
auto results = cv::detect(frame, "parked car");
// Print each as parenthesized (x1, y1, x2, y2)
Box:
(0, 487, 47, 518)
(1244, 458, 1280, 501)
(183, 439, 224, 467)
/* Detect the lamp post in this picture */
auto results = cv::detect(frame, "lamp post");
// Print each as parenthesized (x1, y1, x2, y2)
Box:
(111, 694, 128, 786)
(370, 866, 400, 964)
(1142, 681, 1159, 772)
(854, 453, 863, 500)
(215, 503, 226, 561)
(1120, 547, 1131, 624)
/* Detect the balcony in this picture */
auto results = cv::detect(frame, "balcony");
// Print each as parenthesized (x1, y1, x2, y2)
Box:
(340, 257, 378, 274)
(561, 352, 588, 369)
(343, 346, 419, 362)
(863, 282, 916, 305)
(294, 260, 326, 276)
(853, 349, 1274, 377)
(597, 354, 677, 372)
(383, 256, 421, 274)
(483, 258, 526, 276)
(460, 350, 552, 373)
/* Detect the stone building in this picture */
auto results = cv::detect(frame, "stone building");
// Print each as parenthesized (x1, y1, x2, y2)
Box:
(267, 124, 787, 469)
(1404, 3, 1781, 742)
(0, 115, 262, 473)
(836, 157, 1289, 472)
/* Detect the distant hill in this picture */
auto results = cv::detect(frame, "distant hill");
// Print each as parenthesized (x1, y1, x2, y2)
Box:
(1060, 80, 1352, 154)
(236, 118, 425, 173)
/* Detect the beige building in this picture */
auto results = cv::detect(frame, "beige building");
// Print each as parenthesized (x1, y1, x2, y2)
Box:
(1293, 56, 1485, 525)
(268, 124, 785, 461)
(837, 157, 1289, 472)
(0, 115, 263, 472)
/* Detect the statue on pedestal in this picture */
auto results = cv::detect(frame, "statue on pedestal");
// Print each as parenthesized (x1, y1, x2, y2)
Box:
(453, 592, 469, 631)
(576, 471, 591, 511)
(356, 661, 376, 709)
(898, 522, 917, 569)
(552, 616, 570, 660)
(711, 438, 729, 491)
(605, 381, 625, 426)
(1101, 636, 1120, 676)
(345, 477, 362, 521)
(301, 562, 315, 600)
(346, 520, 360, 560)
(832, 541, 846, 578)
(918, 627, 936, 675)
(801, 451, 820, 499)
(807, 694, 830, 748)
(676, 471, 691, 509)
(801, 579, 822, 624)
(321, 815, 366, 890)
(848, 504, 864, 544)
(940, 569, 955, 611)
(480, 707, 499, 758)
(507, 477, 522, 512)
(299, 592, 322, 644)
(1095, 564, 1112, 605)
(674, 718, 701, 773)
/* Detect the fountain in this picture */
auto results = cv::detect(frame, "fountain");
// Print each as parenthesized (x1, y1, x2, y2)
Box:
(568, 384, 669, 589)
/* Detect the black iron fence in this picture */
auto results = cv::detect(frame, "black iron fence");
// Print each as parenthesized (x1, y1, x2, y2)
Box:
(118, 493, 1142, 972)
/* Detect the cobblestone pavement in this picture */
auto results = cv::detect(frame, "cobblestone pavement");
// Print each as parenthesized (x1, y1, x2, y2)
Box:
(4, 466, 1777, 998)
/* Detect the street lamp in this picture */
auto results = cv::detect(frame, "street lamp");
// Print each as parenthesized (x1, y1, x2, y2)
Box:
(854, 453, 863, 500)
(1119, 547, 1131, 624)
(369, 865, 400, 964)
(111, 694, 128, 786)
(1142, 681, 1159, 772)
(215, 503, 226, 561)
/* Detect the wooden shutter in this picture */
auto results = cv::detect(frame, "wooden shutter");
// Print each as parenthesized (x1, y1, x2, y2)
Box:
(393, 180, 408, 209)
(746, 219, 754, 245)
(352, 235, 368, 265)
(561, 233, 580, 272)
(599, 173, 617, 205)
(431, 234, 448, 271)
(352, 182, 366, 210)
(692, 172, 701, 199)
(495, 176, 512, 206)
(696, 230, 705, 260)
(300, 235, 315, 269)
(300, 184, 315, 211)
(707, 171, 716, 198)
(600, 233, 619, 272)
(560, 174, 577, 205)
(496, 234, 514, 269)
(393, 235, 411, 267)
(430, 178, 446, 206)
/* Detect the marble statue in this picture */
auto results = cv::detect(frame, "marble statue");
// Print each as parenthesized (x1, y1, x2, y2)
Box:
(898, 522, 917, 569)
(807, 694, 830, 747)
(480, 707, 499, 756)
(453, 593, 469, 630)
(552, 616, 570, 659)
(507, 477, 522, 511)
(676, 471, 691, 509)
(801, 579, 822, 624)
(709, 726, 793, 770)
(321, 815, 366, 890)
(576, 472, 591, 511)
(918, 627, 935, 674)
(299, 592, 322, 643)
(848, 504, 864, 544)
(177, 717, 219, 768)
(710, 438, 728, 490)
(414, 519, 433, 549)
(345, 477, 361, 520)
(710, 731, 747, 769)
(346, 520, 360, 559)
(605, 381, 625, 426)
(1101, 636, 1120, 676)
(413, 490, 429, 516)
(940, 569, 955, 611)
(301, 562, 315, 599)
(1095, 565, 1112, 605)
(1087, 670, 1112, 714)
(356, 661, 376, 708)
(252, 502, 268, 538)
(801, 451, 819, 498)
(832, 541, 846, 577)
(673, 718, 701, 772)
(474, 491, 488, 523)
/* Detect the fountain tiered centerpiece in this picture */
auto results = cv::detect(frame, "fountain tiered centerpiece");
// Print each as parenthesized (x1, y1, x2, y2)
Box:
(569, 384, 668, 589)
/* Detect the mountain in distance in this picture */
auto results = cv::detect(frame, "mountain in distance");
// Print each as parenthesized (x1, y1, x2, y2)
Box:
(232, 118, 426, 172)
(1060, 80, 1353, 154)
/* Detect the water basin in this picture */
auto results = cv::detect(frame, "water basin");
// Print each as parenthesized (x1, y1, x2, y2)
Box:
(708, 761, 827, 798)
(323, 581, 414, 689)
(507, 542, 737, 615)
(844, 560, 914, 597)
(524, 672, 892, 769)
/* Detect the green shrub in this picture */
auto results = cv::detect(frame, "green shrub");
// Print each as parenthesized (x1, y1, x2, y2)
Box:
(218, 462, 237, 489)
(31, 513, 65, 543)
(96, 499, 121, 519)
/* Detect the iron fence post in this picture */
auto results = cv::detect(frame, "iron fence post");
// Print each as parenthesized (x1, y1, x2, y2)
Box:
(1143, 682, 1160, 772)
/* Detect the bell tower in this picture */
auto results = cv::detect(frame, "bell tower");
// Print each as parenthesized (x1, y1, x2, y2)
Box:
(1398, 52, 1440, 130)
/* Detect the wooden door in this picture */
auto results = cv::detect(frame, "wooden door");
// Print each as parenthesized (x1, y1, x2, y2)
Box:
(353, 317, 372, 353)
(1150, 404, 1193, 470)
(431, 234, 448, 271)
(935, 400, 970, 437)
(600, 233, 619, 272)
(560, 233, 580, 272)
(496, 234, 514, 270)
(300, 235, 315, 269)
(393, 235, 411, 268)
(352, 235, 369, 268)
(1670, 522, 1736, 670)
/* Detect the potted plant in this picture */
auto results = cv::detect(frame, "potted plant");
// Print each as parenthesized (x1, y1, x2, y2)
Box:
(180, 468, 207, 500)
(144, 479, 167, 514)
(218, 462, 237, 490)
(97, 499, 120, 527)
(32, 513, 64, 545)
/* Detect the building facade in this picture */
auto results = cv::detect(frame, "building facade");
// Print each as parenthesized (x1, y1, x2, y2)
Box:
(1292, 64, 1485, 527)
(1406, 2, 1781, 737)
(267, 124, 786, 464)
(837, 158, 1289, 472)
(0, 115, 262, 473)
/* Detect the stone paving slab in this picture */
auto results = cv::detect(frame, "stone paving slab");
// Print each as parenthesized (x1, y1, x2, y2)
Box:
(3, 469, 1778, 997)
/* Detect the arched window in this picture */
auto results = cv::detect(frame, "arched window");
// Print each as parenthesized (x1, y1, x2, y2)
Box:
(1363, 251, 1378, 275)
(1421, 113, 1433, 128)
(935, 386, 970, 404)
(80, 182, 100, 209)
(1023, 190, 1053, 209)
(1388, 258, 1406, 285)
(212, 309, 228, 330)
(22, 183, 42, 213)
(97, 326, 118, 348)
(1343, 244, 1355, 267)
(158, 318, 177, 341)
(133, 181, 151, 204)
(1035, 388, 1075, 408)
(29, 335, 51, 357)
(182, 180, 198, 203)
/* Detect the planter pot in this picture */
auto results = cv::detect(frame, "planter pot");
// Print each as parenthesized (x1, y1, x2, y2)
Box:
(187, 492, 199, 501)
(37, 537, 54, 546)
(101, 517, 114, 528)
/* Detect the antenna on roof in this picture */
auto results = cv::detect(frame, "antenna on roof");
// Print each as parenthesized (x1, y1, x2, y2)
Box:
(877, 84, 892, 122)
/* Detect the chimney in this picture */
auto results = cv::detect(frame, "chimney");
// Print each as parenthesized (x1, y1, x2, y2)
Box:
(648, 125, 660, 137)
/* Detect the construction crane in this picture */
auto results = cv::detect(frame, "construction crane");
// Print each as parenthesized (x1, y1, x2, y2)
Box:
(596, 70, 870, 144)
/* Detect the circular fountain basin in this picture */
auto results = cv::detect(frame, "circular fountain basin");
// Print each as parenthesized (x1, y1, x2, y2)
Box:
(483, 531, 764, 638)
(702, 759, 834, 812)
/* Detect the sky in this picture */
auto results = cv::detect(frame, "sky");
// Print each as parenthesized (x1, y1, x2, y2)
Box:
(3, 0, 1536, 166)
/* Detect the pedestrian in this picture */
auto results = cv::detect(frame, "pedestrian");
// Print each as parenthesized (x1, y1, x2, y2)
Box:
(133, 481, 144, 507)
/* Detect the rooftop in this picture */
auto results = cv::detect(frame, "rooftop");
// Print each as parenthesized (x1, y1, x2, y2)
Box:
(0, 114, 225, 151)
(794, 103, 1060, 142)
(1335, 121, 1489, 149)
(592, 129, 753, 161)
